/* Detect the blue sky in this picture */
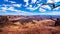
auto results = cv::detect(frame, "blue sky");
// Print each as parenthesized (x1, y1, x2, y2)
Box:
(0, 0, 60, 15)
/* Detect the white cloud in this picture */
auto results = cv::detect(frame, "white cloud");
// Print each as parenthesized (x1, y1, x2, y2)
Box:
(53, 6, 60, 10)
(1, 7, 8, 12)
(25, 3, 29, 7)
(0, 8, 35, 15)
(0, 6, 30, 15)
(0, 4, 36, 15)
(4, 0, 16, 4)
(53, 0, 60, 2)
(1, 6, 16, 12)
(47, 0, 53, 3)
(24, 0, 29, 2)
(31, 0, 37, 3)
(8, 10, 35, 15)
(0, 4, 22, 12)
(9, 1, 16, 4)
(2, 7, 7, 10)
(2, 4, 22, 8)
(47, 0, 60, 3)
(17, 11, 35, 15)
(12, 4, 22, 7)
(2, 4, 11, 7)
(39, 8, 46, 12)
(24, 0, 29, 7)
(27, 7, 35, 11)
(26, 4, 42, 11)
(29, 5, 32, 7)
(41, 5, 51, 10)
(39, 11, 60, 15)
(7, 7, 15, 11)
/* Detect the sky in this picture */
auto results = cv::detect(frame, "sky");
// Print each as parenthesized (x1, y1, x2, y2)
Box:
(0, 0, 60, 15)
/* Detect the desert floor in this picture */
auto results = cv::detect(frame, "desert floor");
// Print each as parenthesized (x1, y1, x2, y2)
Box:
(0, 19, 60, 34)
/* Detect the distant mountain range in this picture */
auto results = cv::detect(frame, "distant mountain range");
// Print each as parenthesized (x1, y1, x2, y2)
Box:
(0, 15, 60, 19)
